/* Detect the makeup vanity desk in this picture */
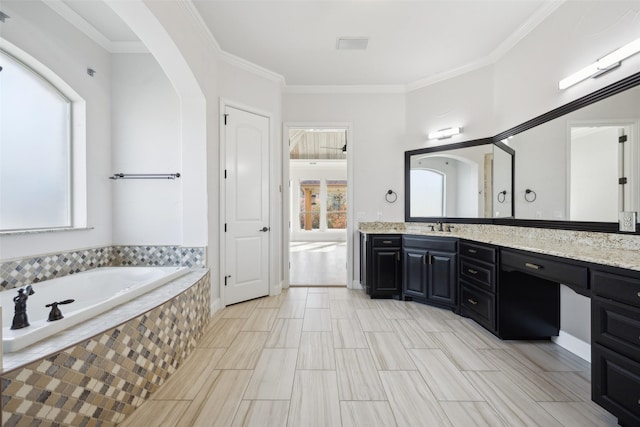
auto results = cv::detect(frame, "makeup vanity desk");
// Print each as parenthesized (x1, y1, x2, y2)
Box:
(359, 223, 640, 426)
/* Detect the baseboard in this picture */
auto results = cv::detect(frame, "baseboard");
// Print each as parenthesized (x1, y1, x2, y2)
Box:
(350, 280, 363, 290)
(552, 331, 591, 363)
(210, 297, 222, 315)
(271, 281, 283, 296)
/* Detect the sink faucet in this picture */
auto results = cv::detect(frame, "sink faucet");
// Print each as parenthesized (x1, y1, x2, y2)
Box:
(11, 285, 35, 330)
(436, 221, 444, 232)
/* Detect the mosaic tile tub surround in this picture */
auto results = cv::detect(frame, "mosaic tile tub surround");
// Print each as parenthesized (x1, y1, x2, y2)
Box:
(1, 245, 206, 291)
(2, 271, 210, 426)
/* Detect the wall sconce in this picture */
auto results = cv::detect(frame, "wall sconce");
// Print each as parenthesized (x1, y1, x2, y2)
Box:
(559, 37, 640, 90)
(428, 127, 462, 140)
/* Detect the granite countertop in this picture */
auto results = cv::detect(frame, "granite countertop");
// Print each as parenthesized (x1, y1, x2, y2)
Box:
(359, 222, 640, 272)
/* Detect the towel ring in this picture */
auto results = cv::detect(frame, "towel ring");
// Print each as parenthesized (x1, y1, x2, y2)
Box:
(385, 190, 397, 203)
(497, 190, 507, 203)
(525, 188, 537, 202)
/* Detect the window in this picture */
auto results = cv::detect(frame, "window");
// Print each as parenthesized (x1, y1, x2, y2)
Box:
(299, 180, 320, 230)
(326, 180, 346, 229)
(410, 169, 445, 217)
(0, 50, 72, 231)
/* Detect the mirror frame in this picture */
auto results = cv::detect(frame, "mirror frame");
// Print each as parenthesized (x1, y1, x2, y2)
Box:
(405, 138, 514, 223)
(405, 70, 640, 234)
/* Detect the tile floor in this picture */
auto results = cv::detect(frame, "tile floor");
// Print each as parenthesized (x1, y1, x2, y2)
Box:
(289, 242, 347, 286)
(120, 287, 618, 427)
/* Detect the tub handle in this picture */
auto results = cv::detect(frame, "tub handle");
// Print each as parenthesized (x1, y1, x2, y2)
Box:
(46, 299, 75, 322)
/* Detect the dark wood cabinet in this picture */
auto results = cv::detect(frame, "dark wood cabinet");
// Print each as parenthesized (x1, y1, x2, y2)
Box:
(592, 267, 640, 426)
(402, 247, 428, 299)
(428, 251, 457, 306)
(361, 233, 402, 298)
(402, 236, 457, 309)
(459, 240, 497, 332)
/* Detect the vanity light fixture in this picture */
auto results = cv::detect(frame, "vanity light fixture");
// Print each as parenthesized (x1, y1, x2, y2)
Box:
(428, 127, 462, 140)
(559, 37, 640, 90)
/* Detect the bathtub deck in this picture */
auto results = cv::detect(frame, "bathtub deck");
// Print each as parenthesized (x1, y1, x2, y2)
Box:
(120, 287, 616, 427)
(1, 269, 207, 373)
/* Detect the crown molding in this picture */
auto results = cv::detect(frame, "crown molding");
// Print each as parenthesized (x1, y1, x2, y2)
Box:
(180, 0, 286, 86)
(43, 0, 562, 93)
(488, 0, 565, 62)
(407, 0, 565, 93)
(284, 84, 407, 94)
(43, 0, 111, 51)
(43, 0, 148, 54)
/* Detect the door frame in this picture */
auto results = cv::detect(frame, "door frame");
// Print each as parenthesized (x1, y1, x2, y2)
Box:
(283, 122, 355, 288)
(220, 98, 277, 306)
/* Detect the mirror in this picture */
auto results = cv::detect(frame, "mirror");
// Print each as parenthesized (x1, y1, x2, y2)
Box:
(405, 139, 514, 220)
(508, 84, 639, 222)
(405, 71, 640, 232)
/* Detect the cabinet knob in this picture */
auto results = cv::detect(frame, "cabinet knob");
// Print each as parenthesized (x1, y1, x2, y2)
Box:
(467, 298, 478, 305)
(637, 292, 640, 298)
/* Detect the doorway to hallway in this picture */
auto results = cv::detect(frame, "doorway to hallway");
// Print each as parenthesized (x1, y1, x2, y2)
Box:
(286, 127, 350, 287)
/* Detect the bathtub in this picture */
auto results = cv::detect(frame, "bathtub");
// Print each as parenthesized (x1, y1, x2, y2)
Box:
(1, 266, 189, 353)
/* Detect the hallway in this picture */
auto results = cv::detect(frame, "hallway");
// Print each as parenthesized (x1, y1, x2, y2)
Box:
(289, 242, 346, 286)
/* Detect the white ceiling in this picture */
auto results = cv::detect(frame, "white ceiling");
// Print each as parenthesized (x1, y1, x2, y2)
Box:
(42, 0, 562, 88)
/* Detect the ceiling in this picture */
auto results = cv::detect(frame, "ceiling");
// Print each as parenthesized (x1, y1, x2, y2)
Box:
(39, 0, 561, 88)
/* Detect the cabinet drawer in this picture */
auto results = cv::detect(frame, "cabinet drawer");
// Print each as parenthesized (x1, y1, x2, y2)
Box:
(460, 282, 495, 331)
(460, 258, 495, 292)
(460, 241, 496, 264)
(501, 250, 588, 290)
(592, 343, 640, 426)
(371, 236, 401, 248)
(403, 236, 456, 252)
(592, 270, 640, 309)
(593, 297, 640, 361)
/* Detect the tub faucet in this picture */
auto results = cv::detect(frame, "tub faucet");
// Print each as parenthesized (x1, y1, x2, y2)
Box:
(11, 285, 35, 330)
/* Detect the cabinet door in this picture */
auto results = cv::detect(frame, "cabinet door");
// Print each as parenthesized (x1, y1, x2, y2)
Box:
(372, 248, 401, 294)
(428, 251, 457, 306)
(403, 248, 428, 299)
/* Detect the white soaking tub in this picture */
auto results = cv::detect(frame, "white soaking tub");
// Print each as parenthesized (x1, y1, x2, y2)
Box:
(1, 266, 189, 353)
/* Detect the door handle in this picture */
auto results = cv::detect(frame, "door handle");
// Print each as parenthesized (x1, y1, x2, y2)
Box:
(259, 227, 270, 232)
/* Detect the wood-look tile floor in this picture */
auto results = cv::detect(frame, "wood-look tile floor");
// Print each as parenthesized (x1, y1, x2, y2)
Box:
(120, 288, 618, 427)
(289, 242, 347, 286)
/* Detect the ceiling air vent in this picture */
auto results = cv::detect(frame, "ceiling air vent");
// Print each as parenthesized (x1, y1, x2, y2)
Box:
(336, 37, 368, 50)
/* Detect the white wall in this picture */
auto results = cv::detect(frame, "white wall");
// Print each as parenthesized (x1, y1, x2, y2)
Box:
(0, 1, 112, 260)
(283, 93, 406, 222)
(111, 53, 182, 244)
(406, 66, 495, 150)
(493, 0, 640, 133)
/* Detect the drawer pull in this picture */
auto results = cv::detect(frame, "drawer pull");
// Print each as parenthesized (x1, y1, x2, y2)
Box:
(383, 240, 392, 244)
(467, 298, 478, 305)
(525, 262, 541, 270)
(468, 249, 477, 254)
(468, 269, 478, 275)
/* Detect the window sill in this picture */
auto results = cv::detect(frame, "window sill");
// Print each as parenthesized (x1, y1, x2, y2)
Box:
(0, 226, 94, 236)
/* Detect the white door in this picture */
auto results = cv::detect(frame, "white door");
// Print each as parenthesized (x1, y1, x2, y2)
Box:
(224, 106, 270, 305)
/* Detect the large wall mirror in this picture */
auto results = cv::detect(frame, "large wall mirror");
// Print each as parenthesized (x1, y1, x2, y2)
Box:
(405, 71, 640, 233)
(405, 139, 514, 221)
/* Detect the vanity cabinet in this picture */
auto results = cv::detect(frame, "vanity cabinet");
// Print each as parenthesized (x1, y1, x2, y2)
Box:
(591, 267, 640, 427)
(459, 241, 497, 332)
(402, 236, 457, 309)
(361, 234, 402, 298)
